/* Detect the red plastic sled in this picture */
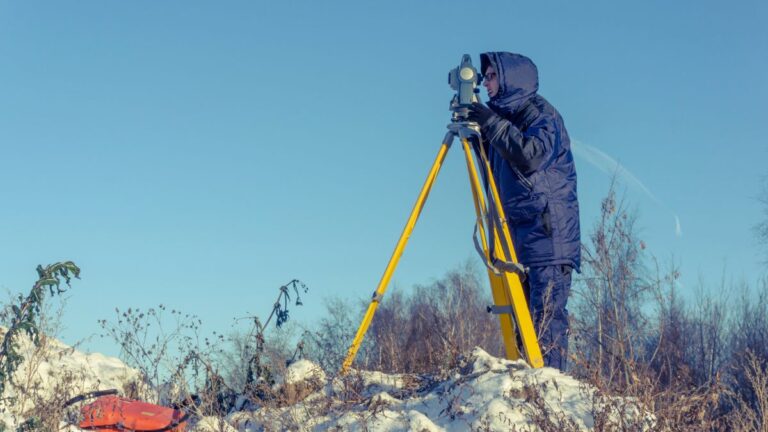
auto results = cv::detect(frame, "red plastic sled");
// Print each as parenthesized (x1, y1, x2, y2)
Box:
(79, 395, 188, 432)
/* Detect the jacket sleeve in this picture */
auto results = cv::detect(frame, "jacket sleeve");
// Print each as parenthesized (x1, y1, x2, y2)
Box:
(480, 114, 556, 175)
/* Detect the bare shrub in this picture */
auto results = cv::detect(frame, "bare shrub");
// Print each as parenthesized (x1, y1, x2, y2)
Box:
(727, 279, 768, 370)
(96, 279, 308, 418)
(724, 349, 768, 432)
(572, 187, 653, 389)
(756, 176, 768, 263)
(303, 297, 360, 374)
(359, 260, 502, 374)
(684, 284, 728, 386)
(570, 183, 728, 430)
(221, 322, 300, 388)
(715, 279, 768, 428)
(98, 304, 223, 403)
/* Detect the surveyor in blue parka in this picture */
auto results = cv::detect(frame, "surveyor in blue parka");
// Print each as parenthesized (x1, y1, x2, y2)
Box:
(466, 52, 580, 371)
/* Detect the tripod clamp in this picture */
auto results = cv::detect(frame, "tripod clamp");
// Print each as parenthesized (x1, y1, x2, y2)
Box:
(445, 121, 482, 144)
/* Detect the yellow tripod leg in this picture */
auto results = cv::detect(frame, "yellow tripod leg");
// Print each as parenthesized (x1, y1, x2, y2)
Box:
(340, 138, 452, 374)
(462, 138, 543, 368)
(460, 139, 521, 361)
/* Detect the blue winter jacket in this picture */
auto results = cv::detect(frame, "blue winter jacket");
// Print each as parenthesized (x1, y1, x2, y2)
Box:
(478, 52, 581, 271)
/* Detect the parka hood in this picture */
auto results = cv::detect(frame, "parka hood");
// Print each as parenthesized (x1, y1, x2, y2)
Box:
(480, 52, 539, 116)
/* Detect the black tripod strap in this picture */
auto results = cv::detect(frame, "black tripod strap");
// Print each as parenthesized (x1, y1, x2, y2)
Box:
(473, 223, 499, 276)
(63, 389, 119, 408)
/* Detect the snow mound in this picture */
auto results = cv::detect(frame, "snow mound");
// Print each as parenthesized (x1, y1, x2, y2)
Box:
(230, 347, 654, 431)
(0, 329, 139, 427)
(279, 359, 327, 386)
(0, 335, 653, 431)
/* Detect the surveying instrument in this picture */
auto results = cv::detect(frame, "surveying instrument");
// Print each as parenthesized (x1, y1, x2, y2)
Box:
(340, 55, 543, 373)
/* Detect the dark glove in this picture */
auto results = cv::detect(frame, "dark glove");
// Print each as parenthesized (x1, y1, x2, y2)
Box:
(466, 102, 498, 126)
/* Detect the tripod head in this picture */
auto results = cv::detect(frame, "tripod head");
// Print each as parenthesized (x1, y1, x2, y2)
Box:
(448, 54, 482, 122)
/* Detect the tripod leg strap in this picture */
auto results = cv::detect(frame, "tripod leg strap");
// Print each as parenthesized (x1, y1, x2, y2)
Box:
(473, 223, 528, 280)
(483, 188, 527, 281)
(473, 223, 501, 276)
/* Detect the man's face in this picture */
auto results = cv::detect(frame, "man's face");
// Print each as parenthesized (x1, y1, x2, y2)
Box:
(483, 66, 499, 99)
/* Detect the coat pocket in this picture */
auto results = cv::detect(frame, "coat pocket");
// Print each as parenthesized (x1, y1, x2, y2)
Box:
(504, 193, 548, 224)
(542, 206, 553, 237)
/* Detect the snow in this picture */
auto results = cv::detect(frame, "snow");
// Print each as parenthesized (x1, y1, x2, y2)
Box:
(278, 359, 327, 386)
(0, 336, 653, 431)
(191, 416, 239, 432)
(231, 347, 653, 431)
(0, 329, 140, 428)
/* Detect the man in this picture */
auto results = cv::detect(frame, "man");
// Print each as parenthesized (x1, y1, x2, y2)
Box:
(466, 52, 580, 371)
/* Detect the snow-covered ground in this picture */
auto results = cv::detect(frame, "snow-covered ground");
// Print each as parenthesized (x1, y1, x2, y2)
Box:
(0, 329, 140, 428)
(221, 348, 653, 431)
(0, 333, 652, 431)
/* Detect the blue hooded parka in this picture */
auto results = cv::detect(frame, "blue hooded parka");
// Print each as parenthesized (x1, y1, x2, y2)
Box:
(478, 52, 580, 271)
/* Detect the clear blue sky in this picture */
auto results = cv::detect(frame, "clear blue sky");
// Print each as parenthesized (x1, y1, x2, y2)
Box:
(1, 0, 766, 356)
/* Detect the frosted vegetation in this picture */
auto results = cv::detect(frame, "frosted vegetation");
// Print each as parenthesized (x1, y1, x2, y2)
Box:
(0, 334, 652, 431)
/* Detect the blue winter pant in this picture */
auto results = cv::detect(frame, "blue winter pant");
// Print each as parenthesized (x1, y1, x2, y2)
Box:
(525, 265, 573, 371)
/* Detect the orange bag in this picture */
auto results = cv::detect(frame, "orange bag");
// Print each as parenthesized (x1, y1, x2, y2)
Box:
(79, 395, 188, 432)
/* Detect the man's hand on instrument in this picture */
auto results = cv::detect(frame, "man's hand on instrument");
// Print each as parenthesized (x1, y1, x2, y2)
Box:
(466, 102, 498, 127)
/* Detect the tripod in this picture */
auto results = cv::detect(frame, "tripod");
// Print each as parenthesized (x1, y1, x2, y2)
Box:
(340, 121, 543, 374)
